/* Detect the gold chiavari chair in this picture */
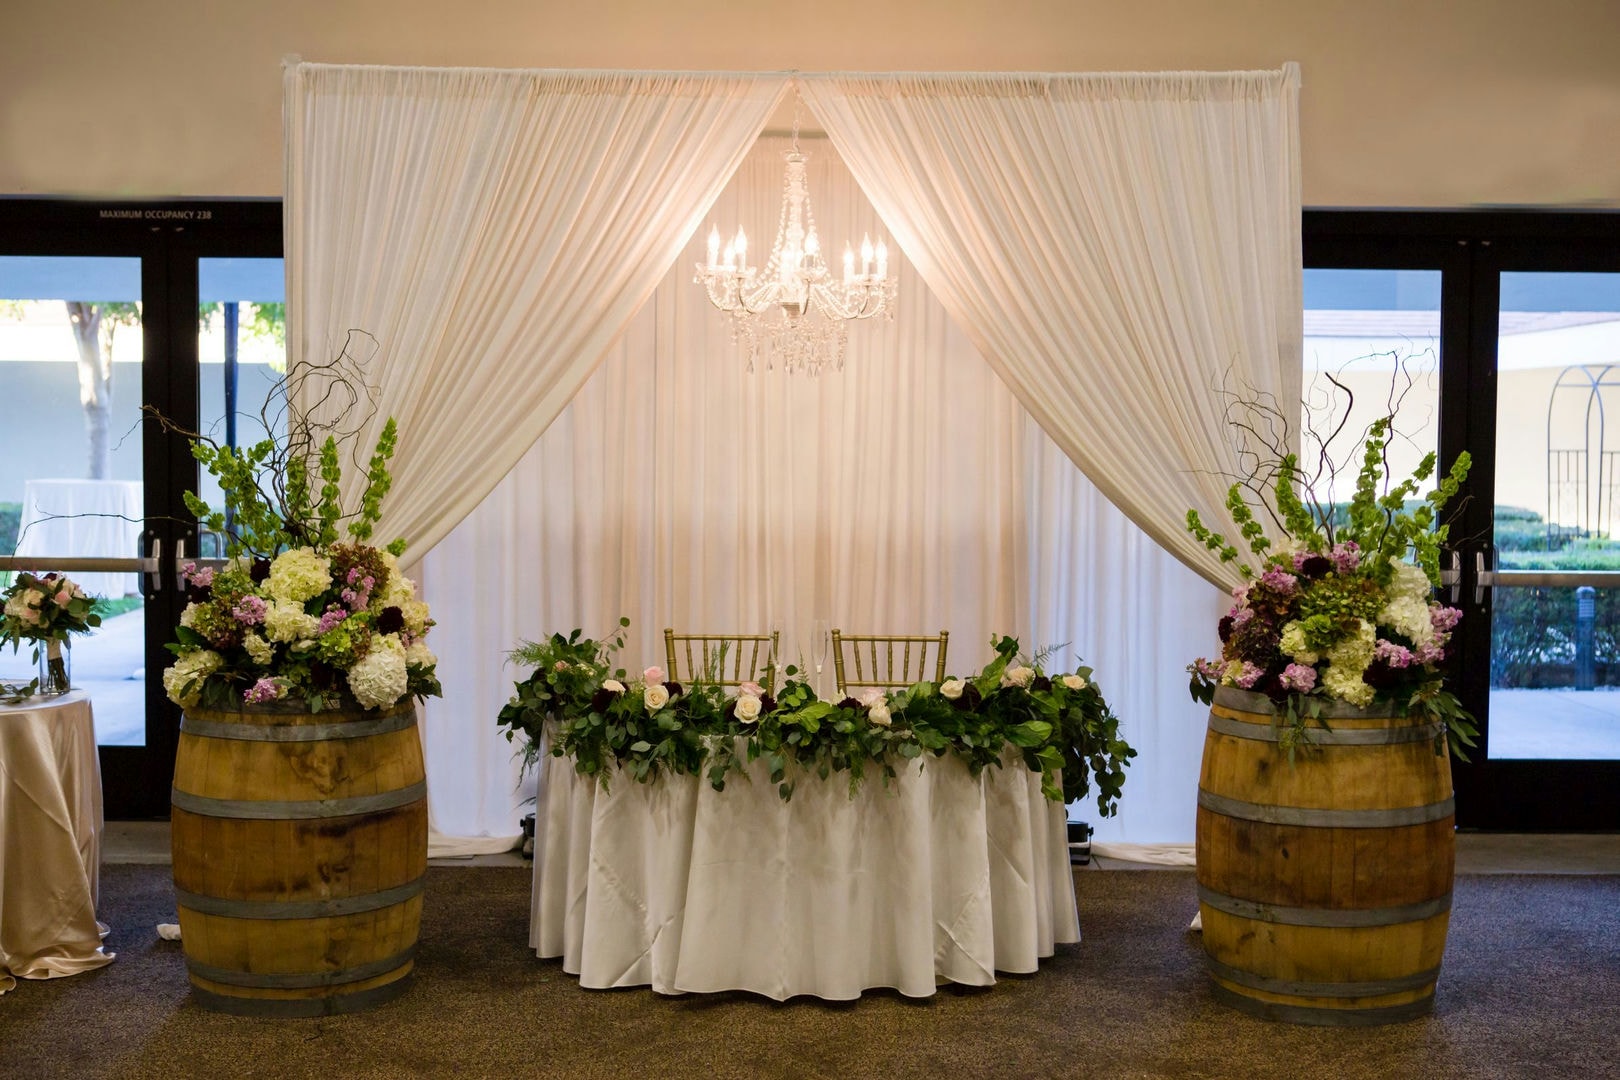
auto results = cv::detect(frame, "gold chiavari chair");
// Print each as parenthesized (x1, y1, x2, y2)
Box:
(830, 630, 949, 695)
(662, 629, 780, 694)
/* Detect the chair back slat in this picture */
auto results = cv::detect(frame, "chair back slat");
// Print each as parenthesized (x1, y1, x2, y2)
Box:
(663, 628, 779, 694)
(830, 630, 949, 695)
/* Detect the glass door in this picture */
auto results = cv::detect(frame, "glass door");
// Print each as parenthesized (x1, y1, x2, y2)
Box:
(0, 201, 281, 817)
(1452, 239, 1620, 829)
(1308, 211, 1620, 829)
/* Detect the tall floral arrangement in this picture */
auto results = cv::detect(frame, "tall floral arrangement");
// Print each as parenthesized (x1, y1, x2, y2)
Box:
(1185, 378, 1478, 756)
(158, 343, 440, 712)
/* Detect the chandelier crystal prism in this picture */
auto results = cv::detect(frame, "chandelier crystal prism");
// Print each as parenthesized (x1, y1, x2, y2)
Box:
(694, 118, 897, 375)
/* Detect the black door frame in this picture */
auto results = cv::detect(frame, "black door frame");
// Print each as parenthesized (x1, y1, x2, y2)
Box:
(0, 198, 282, 818)
(1306, 208, 1620, 830)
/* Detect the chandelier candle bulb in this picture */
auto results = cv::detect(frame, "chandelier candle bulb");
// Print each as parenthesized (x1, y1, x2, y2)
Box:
(843, 247, 855, 284)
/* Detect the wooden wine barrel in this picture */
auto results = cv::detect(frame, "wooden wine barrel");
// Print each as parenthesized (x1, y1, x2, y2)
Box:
(1195, 686, 1454, 1026)
(170, 698, 427, 1016)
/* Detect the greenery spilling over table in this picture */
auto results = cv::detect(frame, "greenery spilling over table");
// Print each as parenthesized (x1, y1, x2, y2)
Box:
(498, 622, 1136, 816)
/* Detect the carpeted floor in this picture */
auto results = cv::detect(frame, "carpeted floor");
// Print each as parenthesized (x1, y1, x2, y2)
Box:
(3, 866, 1617, 1079)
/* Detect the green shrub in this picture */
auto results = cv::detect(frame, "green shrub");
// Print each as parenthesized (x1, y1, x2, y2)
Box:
(0, 502, 19, 555)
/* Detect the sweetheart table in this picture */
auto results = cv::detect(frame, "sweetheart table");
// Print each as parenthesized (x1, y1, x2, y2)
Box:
(530, 741, 1080, 1000)
(0, 691, 115, 994)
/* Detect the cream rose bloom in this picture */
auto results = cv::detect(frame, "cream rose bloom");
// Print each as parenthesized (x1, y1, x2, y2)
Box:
(266, 548, 331, 604)
(1062, 673, 1088, 691)
(644, 683, 671, 712)
(940, 678, 965, 700)
(1001, 665, 1035, 689)
(868, 702, 892, 726)
(347, 635, 408, 710)
(734, 694, 762, 723)
(602, 679, 626, 694)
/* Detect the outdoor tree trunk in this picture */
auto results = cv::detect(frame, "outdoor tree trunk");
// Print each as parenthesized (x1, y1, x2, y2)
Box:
(66, 301, 113, 480)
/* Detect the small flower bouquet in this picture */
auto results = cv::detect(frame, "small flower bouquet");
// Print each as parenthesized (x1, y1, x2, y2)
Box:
(1186, 412, 1478, 755)
(499, 626, 1135, 814)
(1, 571, 102, 695)
(157, 360, 441, 712)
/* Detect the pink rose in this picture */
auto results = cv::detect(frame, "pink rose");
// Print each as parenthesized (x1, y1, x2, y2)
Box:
(739, 680, 764, 697)
(644, 666, 665, 684)
(55, 590, 72, 606)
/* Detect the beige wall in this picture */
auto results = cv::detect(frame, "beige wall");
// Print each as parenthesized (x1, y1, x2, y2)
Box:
(3, 0, 1619, 205)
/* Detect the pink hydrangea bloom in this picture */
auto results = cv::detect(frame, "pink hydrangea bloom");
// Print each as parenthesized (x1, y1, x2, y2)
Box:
(1234, 662, 1265, 689)
(1279, 663, 1317, 692)
(243, 677, 282, 704)
(1259, 567, 1298, 594)
(1232, 607, 1255, 626)
(1374, 639, 1416, 669)
(1431, 606, 1462, 633)
(1330, 541, 1361, 574)
(1414, 641, 1446, 665)
(317, 606, 348, 634)
(232, 594, 268, 626)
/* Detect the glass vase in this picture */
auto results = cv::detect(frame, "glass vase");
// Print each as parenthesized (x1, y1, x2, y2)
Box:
(38, 638, 71, 696)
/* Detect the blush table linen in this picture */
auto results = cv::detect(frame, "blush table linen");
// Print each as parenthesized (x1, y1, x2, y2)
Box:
(0, 691, 115, 994)
(530, 743, 1079, 1000)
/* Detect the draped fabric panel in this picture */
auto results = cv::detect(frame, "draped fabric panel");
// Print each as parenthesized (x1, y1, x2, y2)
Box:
(798, 67, 1303, 589)
(419, 136, 1030, 850)
(420, 136, 1222, 851)
(283, 62, 788, 557)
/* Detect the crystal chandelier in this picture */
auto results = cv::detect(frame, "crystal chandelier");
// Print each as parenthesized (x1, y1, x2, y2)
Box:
(694, 116, 897, 375)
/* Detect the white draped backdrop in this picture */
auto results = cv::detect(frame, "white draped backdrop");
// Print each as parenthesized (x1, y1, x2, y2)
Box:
(282, 63, 1299, 856)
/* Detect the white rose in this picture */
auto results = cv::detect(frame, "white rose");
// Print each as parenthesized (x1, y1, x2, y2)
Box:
(734, 694, 762, 723)
(1001, 665, 1035, 689)
(868, 702, 892, 726)
(857, 687, 885, 707)
(940, 678, 965, 700)
(602, 679, 626, 694)
(644, 683, 670, 712)
(1062, 673, 1087, 691)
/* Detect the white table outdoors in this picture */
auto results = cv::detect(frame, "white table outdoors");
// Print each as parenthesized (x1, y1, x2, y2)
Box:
(15, 478, 144, 599)
(0, 690, 115, 994)
(530, 741, 1080, 1001)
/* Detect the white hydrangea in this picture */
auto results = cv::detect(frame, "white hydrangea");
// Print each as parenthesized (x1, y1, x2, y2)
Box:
(179, 602, 200, 629)
(1379, 559, 1438, 646)
(266, 548, 331, 604)
(402, 599, 433, 637)
(346, 634, 408, 710)
(405, 640, 436, 670)
(1278, 621, 1321, 666)
(1321, 665, 1376, 707)
(378, 551, 417, 609)
(162, 649, 224, 708)
(1320, 619, 1377, 707)
(264, 600, 321, 644)
(242, 632, 275, 666)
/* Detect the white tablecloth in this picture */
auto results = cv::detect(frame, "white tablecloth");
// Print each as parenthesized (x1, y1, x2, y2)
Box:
(15, 479, 144, 598)
(0, 691, 114, 993)
(530, 743, 1080, 1000)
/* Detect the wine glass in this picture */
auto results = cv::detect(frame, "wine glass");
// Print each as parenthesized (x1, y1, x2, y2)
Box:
(811, 619, 831, 697)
